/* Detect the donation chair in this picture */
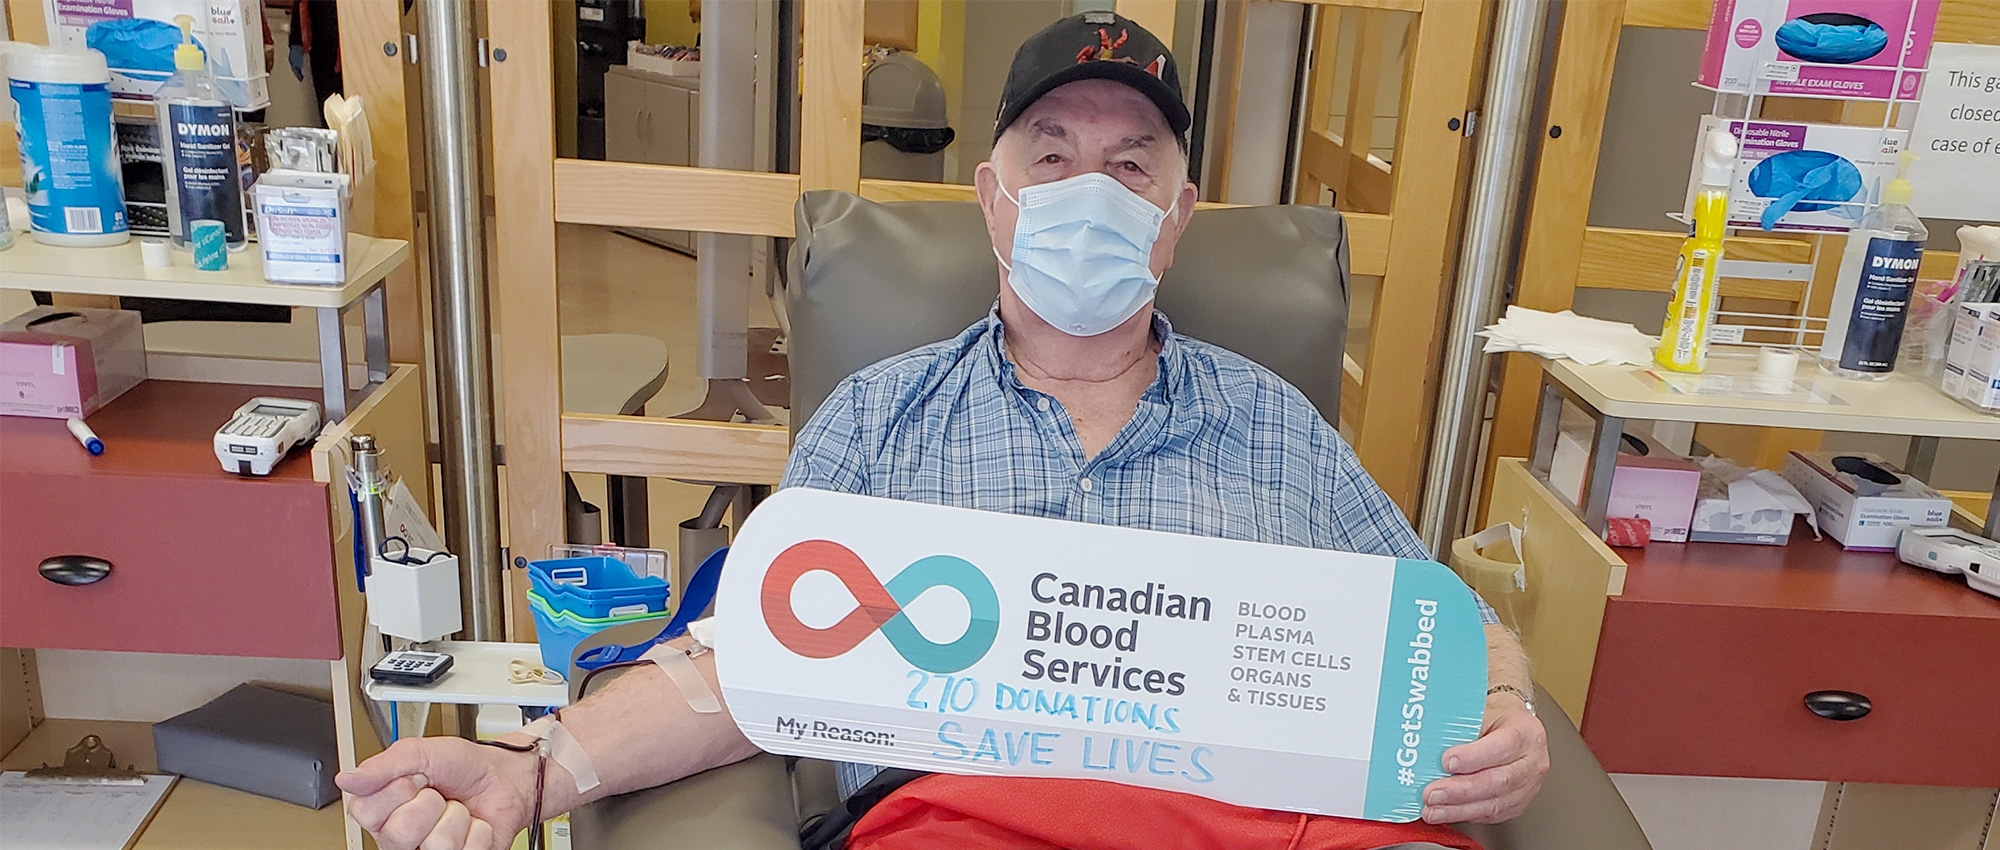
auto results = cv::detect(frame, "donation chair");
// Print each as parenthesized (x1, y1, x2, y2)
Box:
(569, 192, 1653, 850)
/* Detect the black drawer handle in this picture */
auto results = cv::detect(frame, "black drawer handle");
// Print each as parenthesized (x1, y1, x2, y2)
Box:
(1804, 690, 1871, 721)
(39, 555, 112, 586)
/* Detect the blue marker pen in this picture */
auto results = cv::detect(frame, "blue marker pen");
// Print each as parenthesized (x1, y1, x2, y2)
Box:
(66, 417, 104, 455)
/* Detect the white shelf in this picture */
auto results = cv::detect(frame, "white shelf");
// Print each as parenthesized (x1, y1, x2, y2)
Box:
(0, 235, 409, 310)
(1542, 353, 2000, 441)
(363, 641, 570, 708)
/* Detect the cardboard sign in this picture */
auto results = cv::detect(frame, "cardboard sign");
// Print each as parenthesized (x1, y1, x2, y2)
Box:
(713, 490, 1488, 821)
(1908, 43, 2000, 221)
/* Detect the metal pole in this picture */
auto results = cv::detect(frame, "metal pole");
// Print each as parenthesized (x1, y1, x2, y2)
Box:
(416, 0, 505, 647)
(1415, 0, 1553, 553)
(350, 434, 388, 567)
(1279, 3, 1319, 203)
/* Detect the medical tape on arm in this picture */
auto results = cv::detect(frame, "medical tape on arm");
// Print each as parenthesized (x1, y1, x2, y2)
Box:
(519, 715, 600, 794)
(641, 640, 723, 714)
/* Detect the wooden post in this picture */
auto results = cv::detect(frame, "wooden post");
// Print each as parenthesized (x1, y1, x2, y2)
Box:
(1482, 0, 1627, 516)
(1335, 9, 1386, 205)
(4, 0, 48, 43)
(337, 0, 426, 365)
(802, 0, 864, 193)
(488, 2, 563, 640)
(1349, 0, 1485, 515)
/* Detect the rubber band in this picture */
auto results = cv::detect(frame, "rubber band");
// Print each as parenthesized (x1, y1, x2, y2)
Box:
(508, 659, 564, 685)
(642, 642, 723, 714)
(520, 715, 600, 794)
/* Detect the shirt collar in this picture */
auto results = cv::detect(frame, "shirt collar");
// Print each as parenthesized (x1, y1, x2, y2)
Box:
(983, 306, 1183, 404)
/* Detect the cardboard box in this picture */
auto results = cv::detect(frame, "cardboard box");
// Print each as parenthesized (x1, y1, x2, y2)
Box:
(1948, 302, 2000, 412)
(42, 0, 270, 110)
(1550, 427, 1702, 543)
(1698, 0, 1939, 100)
(1686, 116, 1907, 233)
(0, 306, 147, 419)
(1781, 451, 1950, 550)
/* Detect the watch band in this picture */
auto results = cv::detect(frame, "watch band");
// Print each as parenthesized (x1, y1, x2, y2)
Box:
(1487, 683, 1536, 715)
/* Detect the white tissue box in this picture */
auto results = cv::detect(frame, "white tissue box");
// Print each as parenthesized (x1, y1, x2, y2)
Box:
(1691, 476, 1795, 545)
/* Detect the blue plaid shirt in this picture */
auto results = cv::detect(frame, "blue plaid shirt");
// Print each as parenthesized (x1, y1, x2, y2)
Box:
(779, 310, 1496, 797)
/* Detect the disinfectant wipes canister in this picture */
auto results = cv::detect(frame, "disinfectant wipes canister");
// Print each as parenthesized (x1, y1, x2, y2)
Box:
(10, 48, 130, 246)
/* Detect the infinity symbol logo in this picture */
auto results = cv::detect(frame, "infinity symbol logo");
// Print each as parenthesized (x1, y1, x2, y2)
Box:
(760, 540, 1001, 674)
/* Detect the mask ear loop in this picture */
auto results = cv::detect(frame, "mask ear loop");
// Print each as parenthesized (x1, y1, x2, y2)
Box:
(992, 174, 1019, 273)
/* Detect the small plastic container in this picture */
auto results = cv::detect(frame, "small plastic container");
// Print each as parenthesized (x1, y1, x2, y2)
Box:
(526, 588, 668, 624)
(528, 595, 668, 676)
(11, 47, 130, 246)
(545, 543, 670, 583)
(527, 555, 670, 618)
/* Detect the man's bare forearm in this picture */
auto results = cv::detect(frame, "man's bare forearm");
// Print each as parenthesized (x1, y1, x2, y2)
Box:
(1483, 623, 1532, 697)
(498, 639, 761, 816)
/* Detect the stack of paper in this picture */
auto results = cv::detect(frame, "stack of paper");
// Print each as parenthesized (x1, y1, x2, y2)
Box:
(1477, 306, 1659, 367)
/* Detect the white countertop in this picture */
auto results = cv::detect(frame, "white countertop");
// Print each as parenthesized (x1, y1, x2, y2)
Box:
(1, 234, 409, 309)
(1542, 352, 2000, 440)
(363, 641, 571, 708)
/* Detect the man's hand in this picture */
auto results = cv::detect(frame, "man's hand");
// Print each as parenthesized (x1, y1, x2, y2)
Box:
(1420, 695, 1549, 824)
(336, 736, 539, 850)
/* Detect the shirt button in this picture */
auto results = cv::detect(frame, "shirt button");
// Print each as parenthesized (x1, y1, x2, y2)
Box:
(1037, 397, 1051, 412)
(1079, 478, 1094, 492)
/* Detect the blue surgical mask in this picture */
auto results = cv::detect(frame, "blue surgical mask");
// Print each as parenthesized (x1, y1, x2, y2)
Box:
(995, 171, 1173, 336)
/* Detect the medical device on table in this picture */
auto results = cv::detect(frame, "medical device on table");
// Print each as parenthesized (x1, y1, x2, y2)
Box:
(214, 397, 322, 475)
(1898, 527, 2000, 599)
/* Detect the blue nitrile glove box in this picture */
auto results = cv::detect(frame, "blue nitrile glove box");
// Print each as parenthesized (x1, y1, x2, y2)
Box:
(152, 683, 341, 809)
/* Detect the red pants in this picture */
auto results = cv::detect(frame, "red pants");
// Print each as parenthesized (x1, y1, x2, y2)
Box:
(846, 776, 1483, 850)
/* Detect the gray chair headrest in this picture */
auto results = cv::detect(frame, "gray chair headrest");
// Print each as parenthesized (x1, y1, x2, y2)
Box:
(785, 191, 1350, 429)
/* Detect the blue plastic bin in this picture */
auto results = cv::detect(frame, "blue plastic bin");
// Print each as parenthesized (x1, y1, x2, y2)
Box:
(527, 555, 670, 618)
(529, 596, 667, 676)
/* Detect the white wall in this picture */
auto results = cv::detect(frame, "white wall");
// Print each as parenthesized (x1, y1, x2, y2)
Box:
(1219, 1, 1302, 206)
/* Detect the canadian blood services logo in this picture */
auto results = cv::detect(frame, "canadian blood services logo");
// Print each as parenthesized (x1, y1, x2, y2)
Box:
(760, 540, 1001, 674)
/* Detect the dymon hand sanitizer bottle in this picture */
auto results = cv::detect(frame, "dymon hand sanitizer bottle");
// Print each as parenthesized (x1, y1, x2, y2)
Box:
(1819, 152, 1926, 380)
(157, 15, 247, 253)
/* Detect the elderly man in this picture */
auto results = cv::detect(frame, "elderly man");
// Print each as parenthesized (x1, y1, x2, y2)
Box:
(339, 13, 1546, 850)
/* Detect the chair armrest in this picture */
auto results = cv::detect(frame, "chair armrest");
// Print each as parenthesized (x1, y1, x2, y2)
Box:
(570, 753, 799, 850)
(1454, 685, 1653, 850)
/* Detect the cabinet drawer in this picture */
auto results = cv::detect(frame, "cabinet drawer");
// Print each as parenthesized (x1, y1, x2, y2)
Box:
(0, 470, 340, 659)
(1582, 598, 2000, 786)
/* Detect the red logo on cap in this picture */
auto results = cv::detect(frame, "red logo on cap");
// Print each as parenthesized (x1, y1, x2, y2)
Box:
(1077, 28, 1128, 63)
(1075, 28, 1165, 80)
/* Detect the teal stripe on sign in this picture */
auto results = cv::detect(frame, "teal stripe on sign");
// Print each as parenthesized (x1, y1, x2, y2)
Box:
(1363, 559, 1488, 822)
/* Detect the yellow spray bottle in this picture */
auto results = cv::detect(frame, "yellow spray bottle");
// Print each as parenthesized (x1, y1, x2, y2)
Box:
(1657, 127, 1738, 373)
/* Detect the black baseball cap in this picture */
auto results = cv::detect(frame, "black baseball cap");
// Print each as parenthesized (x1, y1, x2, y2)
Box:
(994, 11, 1190, 143)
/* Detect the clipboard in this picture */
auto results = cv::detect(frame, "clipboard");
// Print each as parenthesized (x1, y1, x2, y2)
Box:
(0, 736, 178, 850)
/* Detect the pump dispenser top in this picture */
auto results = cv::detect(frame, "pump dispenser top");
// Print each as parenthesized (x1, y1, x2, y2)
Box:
(1699, 127, 1738, 188)
(1881, 150, 1916, 206)
(172, 15, 204, 72)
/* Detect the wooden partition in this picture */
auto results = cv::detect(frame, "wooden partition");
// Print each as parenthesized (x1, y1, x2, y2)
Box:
(1482, 0, 1997, 495)
(1278, 0, 1488, 509)
(486, 0, 1488, 636)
